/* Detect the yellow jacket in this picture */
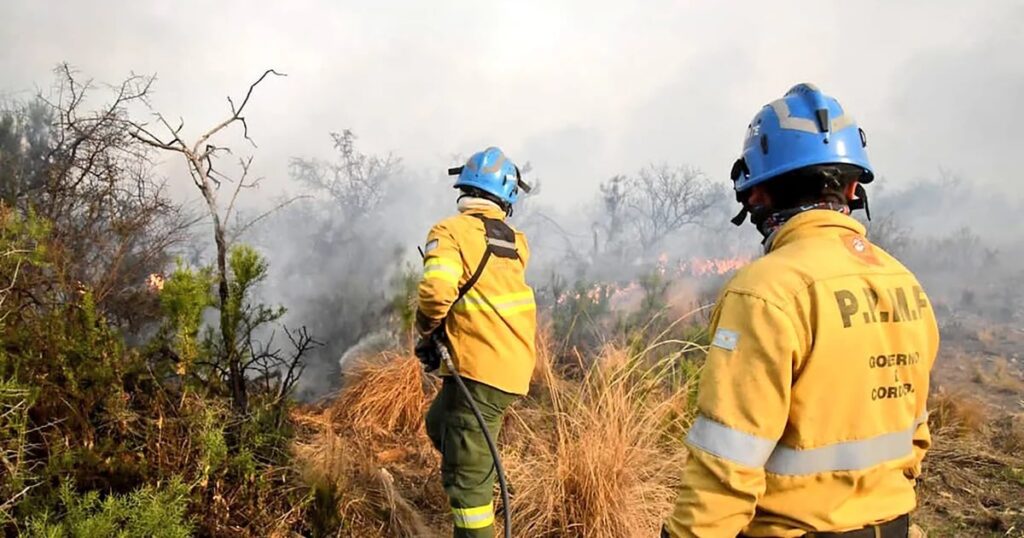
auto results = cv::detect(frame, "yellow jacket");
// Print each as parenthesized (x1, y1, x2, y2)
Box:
(664, 210, 940, 537)
(416, 201, 537, 395)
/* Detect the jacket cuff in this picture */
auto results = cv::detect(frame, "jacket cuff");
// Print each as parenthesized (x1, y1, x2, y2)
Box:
(415, 310, 441, 336)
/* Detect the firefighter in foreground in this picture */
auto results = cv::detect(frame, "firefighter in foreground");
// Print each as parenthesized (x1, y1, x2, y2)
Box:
(415, 147, 536, 538)
(662, 84, 939, 538)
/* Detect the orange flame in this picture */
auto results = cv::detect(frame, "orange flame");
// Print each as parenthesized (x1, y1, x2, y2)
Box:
(677, 256, 750, 277)
(552, 256, 750, 306)
(146, 273, 165, 293)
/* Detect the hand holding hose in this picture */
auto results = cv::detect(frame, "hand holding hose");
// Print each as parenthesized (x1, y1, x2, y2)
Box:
(414, 331, 443, 372)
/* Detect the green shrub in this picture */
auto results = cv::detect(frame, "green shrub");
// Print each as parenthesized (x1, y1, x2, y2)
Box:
(160, 261, 215, 374)
(1, 378, 36, 525)
(24, 479, 193, 538)
(196, 407, 229, 484)
(389, 261, 421, 341)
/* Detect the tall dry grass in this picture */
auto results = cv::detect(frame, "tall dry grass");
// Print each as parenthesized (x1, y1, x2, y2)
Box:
(330, 351, 437, 438)
(292, 354, 445, 537)
(293, 330, 702, 537)
(504, 346, 696, 538)
(929, 387, 989, 438)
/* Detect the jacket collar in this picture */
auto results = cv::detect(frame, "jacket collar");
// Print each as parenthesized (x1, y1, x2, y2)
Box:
(458, 197, 507, 220)
(765, 209, 866, 253)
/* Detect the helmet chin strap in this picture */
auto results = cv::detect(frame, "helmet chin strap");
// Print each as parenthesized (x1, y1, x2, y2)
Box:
(732, 182, 872, 232)
(730, 204, 777, 234)
(848, 183, 871, 220)
(730, 206, 749, 226)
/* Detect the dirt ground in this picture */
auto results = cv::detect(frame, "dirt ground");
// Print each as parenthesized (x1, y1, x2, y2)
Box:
(915, 319, 1024, 537)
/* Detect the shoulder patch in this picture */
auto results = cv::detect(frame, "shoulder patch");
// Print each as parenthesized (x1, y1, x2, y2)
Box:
(424, 239, 439, 254)
(711, 328, 739, 351)
(842, 234, 881, 266)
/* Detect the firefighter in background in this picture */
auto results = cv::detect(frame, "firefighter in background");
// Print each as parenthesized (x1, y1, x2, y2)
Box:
(416, 147, 537, 538)
(662, 84, 939, 538)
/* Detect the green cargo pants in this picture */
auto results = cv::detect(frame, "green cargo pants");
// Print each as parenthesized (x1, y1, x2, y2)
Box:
(425, 376, 517, 538)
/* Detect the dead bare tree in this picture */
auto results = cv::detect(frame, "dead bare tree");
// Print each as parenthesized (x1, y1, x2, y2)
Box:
(1, 65, 195, 330)
(626, 164, 715, 253)
(289, 129, 401, 230)
(595, 175, 630, 258)
(128, 69, 287, 414)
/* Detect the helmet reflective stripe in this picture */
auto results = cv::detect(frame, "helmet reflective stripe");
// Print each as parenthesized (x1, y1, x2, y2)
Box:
(732, 84, 874, 193)
(768, 99, 856, 135)
(474, 153, 506, 174)
(451, 146, 524, 206)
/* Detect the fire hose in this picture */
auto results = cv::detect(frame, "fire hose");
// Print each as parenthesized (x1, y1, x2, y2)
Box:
(432, 332, 513, 538)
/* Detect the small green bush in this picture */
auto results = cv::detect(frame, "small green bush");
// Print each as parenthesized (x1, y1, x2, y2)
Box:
(1, 378, 36, 525)
(24, 479, 193, 538)
(160, 261, 215, 374)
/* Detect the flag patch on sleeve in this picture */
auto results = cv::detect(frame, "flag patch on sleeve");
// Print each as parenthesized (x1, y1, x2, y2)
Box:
(712, 328, 739, 351)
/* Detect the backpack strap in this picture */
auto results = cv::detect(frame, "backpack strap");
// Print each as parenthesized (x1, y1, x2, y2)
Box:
(456, 249, 491, 304)
(455, 215, 518, 301)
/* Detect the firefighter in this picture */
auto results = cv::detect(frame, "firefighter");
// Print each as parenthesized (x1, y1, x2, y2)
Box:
(416, 146, 537, 538)
(662, 84, 939, 538)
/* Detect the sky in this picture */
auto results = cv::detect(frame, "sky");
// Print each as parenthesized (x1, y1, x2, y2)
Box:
(1, 0, 1022, 203)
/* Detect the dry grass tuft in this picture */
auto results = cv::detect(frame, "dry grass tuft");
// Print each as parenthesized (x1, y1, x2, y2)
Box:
(968, 356, 1024, 396)
(292, 353, 444, 537)
(929, 387, 989, 438)
(530, 324, 558, 391)
(331, 353, 437, 438)
(974, 327, 998, 346)
(917, 415, 1024, 535)
(989, 357, 1024, 395)
(503, 346, 695, 538)
(994, 413, 1024, 453)
(378, 468, 433, 537)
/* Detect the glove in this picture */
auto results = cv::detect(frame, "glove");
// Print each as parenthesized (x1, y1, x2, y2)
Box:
(414, 334, 442, 372)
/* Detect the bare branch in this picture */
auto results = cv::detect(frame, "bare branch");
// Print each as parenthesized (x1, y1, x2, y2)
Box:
(224, 156, 256, 225)
(194, 69, 286, 153)
(153, 112, 189, 149)
(128, 120, 184, 153)
(277, 325, 320, 401)
(233, 69, 287, 117)
(230, 195, 309, 242)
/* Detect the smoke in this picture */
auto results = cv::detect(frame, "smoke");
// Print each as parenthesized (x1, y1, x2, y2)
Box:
(240, 138, 1022, 398)
(245, 132, 458, 397)
(866, 173, 1024, 325)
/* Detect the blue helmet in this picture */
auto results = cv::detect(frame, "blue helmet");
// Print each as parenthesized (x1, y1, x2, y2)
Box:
(449, 147, 530, 206)
(731, 83, 874, 193)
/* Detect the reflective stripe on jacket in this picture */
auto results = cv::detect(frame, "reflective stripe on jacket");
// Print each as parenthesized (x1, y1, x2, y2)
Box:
(664, 210, 940, 537)
(416, 203, 537, 395)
